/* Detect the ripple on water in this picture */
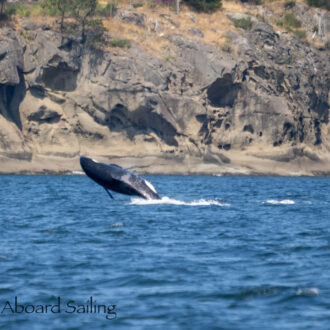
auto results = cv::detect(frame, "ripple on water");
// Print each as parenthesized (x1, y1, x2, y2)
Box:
(262, 199, 295, 205)
(0, 175, 329, 329)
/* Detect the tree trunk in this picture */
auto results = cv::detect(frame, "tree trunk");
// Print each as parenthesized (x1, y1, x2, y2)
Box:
(0, 1, 4, 15)
(60, 11, 64, 33)
(81, 20, 86, 43)
(176, 0, 180, 15)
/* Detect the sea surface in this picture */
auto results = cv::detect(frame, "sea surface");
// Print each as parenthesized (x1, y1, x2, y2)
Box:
(0, 175, 329, 329)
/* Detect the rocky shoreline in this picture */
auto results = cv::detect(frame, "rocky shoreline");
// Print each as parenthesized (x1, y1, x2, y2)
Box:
(0, 4, 329, 176)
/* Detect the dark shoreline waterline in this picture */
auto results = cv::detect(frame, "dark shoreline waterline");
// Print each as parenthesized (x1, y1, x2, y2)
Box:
(1, 172, 330, 177)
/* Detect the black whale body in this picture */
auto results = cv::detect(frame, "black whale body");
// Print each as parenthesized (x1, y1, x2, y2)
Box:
(80, 156, 160, 200)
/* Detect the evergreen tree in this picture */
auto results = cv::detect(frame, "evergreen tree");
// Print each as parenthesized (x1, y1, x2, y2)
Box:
(71, 0, 97, 43)
(43, 0, 71, 32)
(306, 0, 330, 10)
(0, 0, 7, 15)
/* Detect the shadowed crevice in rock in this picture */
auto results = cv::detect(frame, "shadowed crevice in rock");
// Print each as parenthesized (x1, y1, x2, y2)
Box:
(314, 119, 322, 145)
(253, 66, 270, 80)
(0, 71, 26, 130)
(29, 86, 45, 99)
(0, 151, 32, 161)
(243, 124, 254, 134)
(0, 52, 6, 61)
(107, 104, 178, 147)
(309, 91, 329, 123)
(207, 74, 241, 107)
(41, 66, 78, 92)
(27, 105, 62, 124)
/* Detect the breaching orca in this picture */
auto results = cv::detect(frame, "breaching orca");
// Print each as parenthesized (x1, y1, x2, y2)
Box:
(80, 156, 160, 200)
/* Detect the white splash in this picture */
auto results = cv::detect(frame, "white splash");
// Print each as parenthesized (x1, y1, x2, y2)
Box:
(111, 222, 124, 227)
(296, 287, 319, 296)
(263, 199, 295, 205)
(129, 196, 230, 206)
(72, 171, 85, 175)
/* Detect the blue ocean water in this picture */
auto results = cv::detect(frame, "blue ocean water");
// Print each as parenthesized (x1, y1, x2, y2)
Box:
(0, 175, 329, 329)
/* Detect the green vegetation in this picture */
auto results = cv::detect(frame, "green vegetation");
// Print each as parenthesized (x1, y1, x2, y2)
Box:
(293, 29, 306, 39)
(284, 0, 296, 8)
(62, 22, 79, 35)
(184, 0, 222, 13)
(306, 0, 330, 11)
(218, 35, 233, 52)
(42, 0, 71, 32)
(5, 3, 32, 17)
(42, 0, 104, 44)
(20, 30, 33, 41)
(239, 0, 263, 5)
(233, 17, 252, 30)
(133, 2, 144, 8)
(108, 38, 131, 48)
(164, 54, 177, 62)
(0, 0, 7, 16)
(68, 0, 97, 42)
(95, 2, 118, 17)
(2, 2, 60, 20)
(283, 13, 302, 29)
(85, 18, 107, 45)
(249, 0, 263, 4)
(277, 13, 306, 40)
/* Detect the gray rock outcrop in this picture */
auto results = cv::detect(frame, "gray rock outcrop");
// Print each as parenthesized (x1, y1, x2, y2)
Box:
(0, 13, 329, 175)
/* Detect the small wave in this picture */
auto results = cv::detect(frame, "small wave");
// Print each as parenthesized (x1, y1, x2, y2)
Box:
(263, 199, 295, 205)
(296, 287, 319, 296)
(129, 196, 230, 206)
(111, 222, 124, 227)
(72, 171, 85, 175)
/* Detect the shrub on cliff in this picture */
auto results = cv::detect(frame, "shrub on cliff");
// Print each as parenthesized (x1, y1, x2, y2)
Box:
(184, 0, 222, 13)
(283, 13, 302, 30)
(284, 0, 296, 8)
(233, 17, 252, 30)
(95, 2, 118, 17)
(3, 3, 32, 18)
(239, 0, 263, 5)
(306, 0, 330, 11)
(108, 38, 132, 48)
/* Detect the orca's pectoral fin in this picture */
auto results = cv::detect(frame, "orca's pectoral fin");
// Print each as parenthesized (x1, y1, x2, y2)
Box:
(104, 188, 114, 200)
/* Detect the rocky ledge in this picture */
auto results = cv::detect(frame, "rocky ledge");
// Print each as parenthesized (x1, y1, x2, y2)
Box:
(0, 6, 329, 175)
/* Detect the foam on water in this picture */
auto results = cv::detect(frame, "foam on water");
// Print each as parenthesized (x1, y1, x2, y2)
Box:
(71, 171, 85, 175)
(263, 199, 295, 205)
(129, 196, 230, 206)
(296, 287, 319, 296)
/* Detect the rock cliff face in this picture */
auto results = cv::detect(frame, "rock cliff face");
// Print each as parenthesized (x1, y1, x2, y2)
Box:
(0, 5, 329, 175)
